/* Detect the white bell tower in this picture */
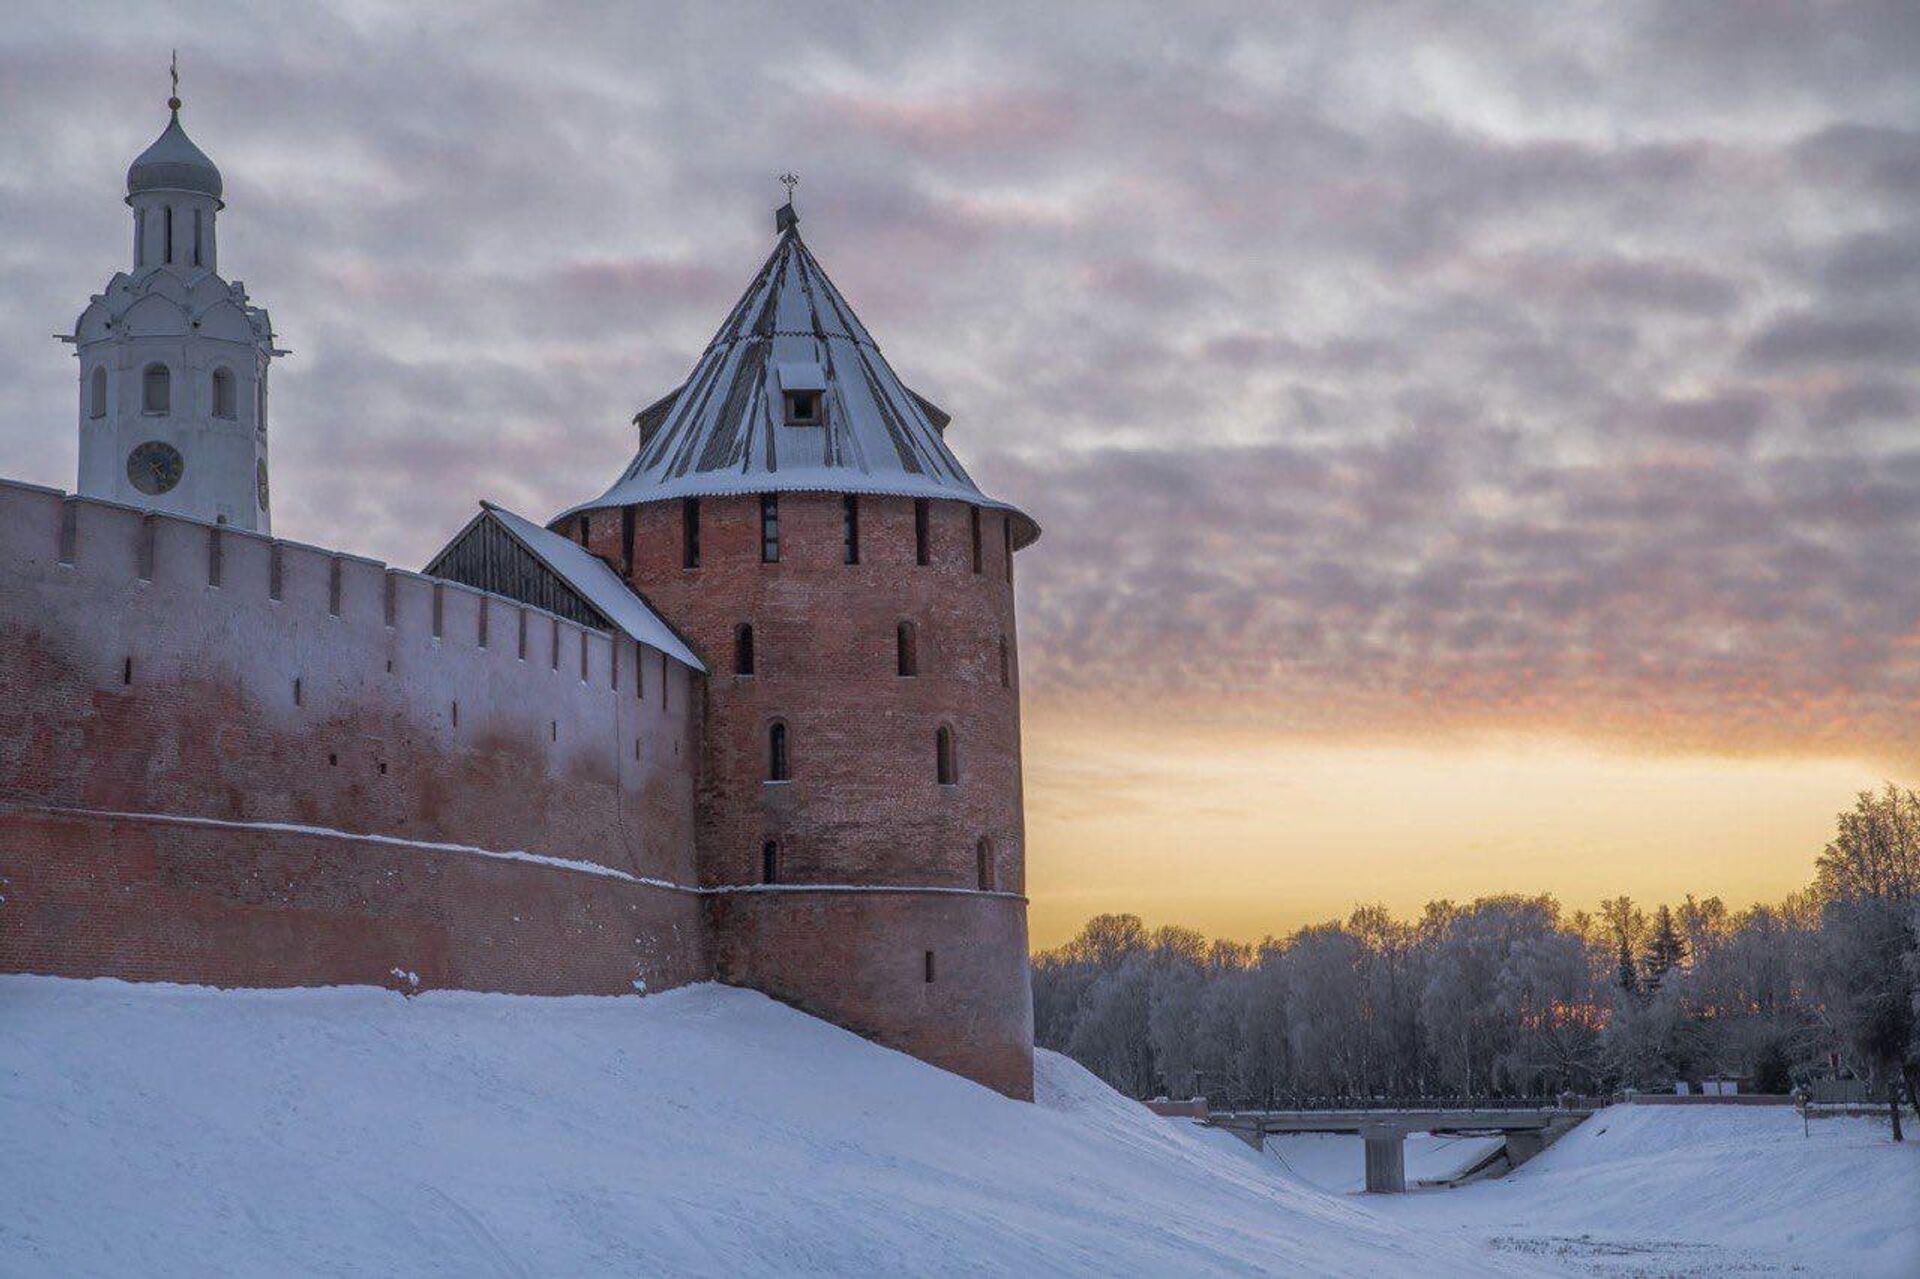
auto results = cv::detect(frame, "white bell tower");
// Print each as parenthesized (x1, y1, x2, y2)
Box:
(70, 61, 283, 532)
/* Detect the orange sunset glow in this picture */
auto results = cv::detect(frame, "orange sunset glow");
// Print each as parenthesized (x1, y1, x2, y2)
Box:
(1021, 712, 1885, 947)
(4, 6, 1915, 953)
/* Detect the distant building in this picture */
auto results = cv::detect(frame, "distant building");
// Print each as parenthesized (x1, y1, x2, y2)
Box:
(1, 85, 1038, 1099)
(68, 93, 279, 531)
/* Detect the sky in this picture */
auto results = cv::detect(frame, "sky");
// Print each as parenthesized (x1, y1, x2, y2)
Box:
(3, 2, 1916, 948)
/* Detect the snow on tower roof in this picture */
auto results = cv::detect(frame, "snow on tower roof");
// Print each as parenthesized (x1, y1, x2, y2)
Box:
(127, 109, 223, 205)
(555, 210, 1038, 548)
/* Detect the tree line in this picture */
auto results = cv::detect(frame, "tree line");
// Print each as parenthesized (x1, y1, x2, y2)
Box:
(1032, 785, 1920, 1137)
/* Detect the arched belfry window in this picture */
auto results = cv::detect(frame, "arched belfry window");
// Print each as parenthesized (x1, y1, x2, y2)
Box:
(142, 364, 171, 415)
(735, 623, 755, 677)
(896, 621, 918, 677)
(767, 721, 790, 782)
(936, 725, 957, 786)
(976, 838, 995, 892)
(211, 368, 236, 419)
(89, 367, 107, 420)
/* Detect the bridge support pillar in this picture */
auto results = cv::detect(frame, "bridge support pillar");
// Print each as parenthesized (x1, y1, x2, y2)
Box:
(1229, 1126, 1264, 1152)
(1360, 1125, 1406, 1193)
(1504, 1129, 1545, 1168)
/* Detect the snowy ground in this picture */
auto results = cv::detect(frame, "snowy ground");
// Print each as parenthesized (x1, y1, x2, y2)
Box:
(2, 977, 1913, 1277)
(1255, 1104, 1918, 1276)
(0, 976, 1519, 1277)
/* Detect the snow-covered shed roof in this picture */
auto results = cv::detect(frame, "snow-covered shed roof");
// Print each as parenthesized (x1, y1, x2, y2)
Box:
(426, 503, 704, 671)
(555, 209, 1038, 548)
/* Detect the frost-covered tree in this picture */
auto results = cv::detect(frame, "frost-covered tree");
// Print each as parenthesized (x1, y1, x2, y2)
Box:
(1805, 787, 1920, 1138)
(1029, 788, 1920, 1120)
(1283, 923, 1373, 1098)
(1643, 905, 1687, 993)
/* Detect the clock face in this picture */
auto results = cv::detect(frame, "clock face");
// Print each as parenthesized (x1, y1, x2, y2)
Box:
(257, 459, 270, 510)
(126, 441, 184, 495)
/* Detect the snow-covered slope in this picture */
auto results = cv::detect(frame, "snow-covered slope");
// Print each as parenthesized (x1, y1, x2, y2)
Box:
(1360, 1102, 1920, 1276)
(0, 977, 1516, 1277)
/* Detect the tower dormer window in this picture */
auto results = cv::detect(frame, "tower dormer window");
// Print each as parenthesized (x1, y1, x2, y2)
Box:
(142, 364, 171, 415)
(211, 368, 236, 419)
(784, 390, 820, 425)
(777, 362, 826, 426)
(89, 368, 107, 419)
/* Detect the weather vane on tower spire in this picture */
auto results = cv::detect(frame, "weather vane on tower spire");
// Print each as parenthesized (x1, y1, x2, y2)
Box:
(775, 172, 801, 234)
(168, 49, 181, 112)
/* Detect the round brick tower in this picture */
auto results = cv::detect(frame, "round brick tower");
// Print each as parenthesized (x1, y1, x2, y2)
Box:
(558, 200, 1040, 1098)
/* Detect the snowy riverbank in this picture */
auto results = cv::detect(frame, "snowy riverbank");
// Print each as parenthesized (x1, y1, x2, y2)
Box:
(1241, 1102, 1918, 1275)
(2, 976, 1913, 1275)
(0, 976, 1515, 1276)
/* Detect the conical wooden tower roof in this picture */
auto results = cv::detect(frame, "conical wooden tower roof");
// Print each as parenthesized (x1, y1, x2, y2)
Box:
(558, 208, 1037, 547)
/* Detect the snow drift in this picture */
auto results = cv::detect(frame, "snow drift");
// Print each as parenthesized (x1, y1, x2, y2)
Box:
(0, 976, 1512, 1277)
(1262, 1100, 1919, 1275)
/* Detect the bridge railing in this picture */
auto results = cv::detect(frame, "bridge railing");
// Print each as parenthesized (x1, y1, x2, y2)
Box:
(1206, 1093, 1604, 1114)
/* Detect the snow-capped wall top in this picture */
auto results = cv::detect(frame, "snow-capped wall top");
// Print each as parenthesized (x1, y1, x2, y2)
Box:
(557, 219, 1038, 548)
(127, 109, 223, 204)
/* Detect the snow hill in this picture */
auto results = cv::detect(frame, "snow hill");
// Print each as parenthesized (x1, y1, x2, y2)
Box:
(1259, 1100, 1919, 1275)
(0, 976, 1517, 1277)
(6, 977, 1914, 1277)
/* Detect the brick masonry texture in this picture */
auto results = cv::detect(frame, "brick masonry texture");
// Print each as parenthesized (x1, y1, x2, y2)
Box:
(594, 493, 1024, 894)
(709, 888, 1034, 1100)
(1, 808, 709, 996)
(0, 478, 1035, 1098)
(595, 491, 1034, 1098)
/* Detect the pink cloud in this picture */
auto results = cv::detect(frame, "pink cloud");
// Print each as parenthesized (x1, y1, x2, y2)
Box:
(812, 90, 1078, 155)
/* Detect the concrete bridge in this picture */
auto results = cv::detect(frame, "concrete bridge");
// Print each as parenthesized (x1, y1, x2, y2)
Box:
(1205, 1107, 1593, 1193)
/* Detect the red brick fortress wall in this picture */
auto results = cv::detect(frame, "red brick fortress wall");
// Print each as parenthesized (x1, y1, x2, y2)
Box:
(709, 887, 1035, 1100)
(600, 493, 1024, 893)
(2, 808, 708, 995)
(592, 491, 1035, 1097)
(0, 478, 706, 997)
